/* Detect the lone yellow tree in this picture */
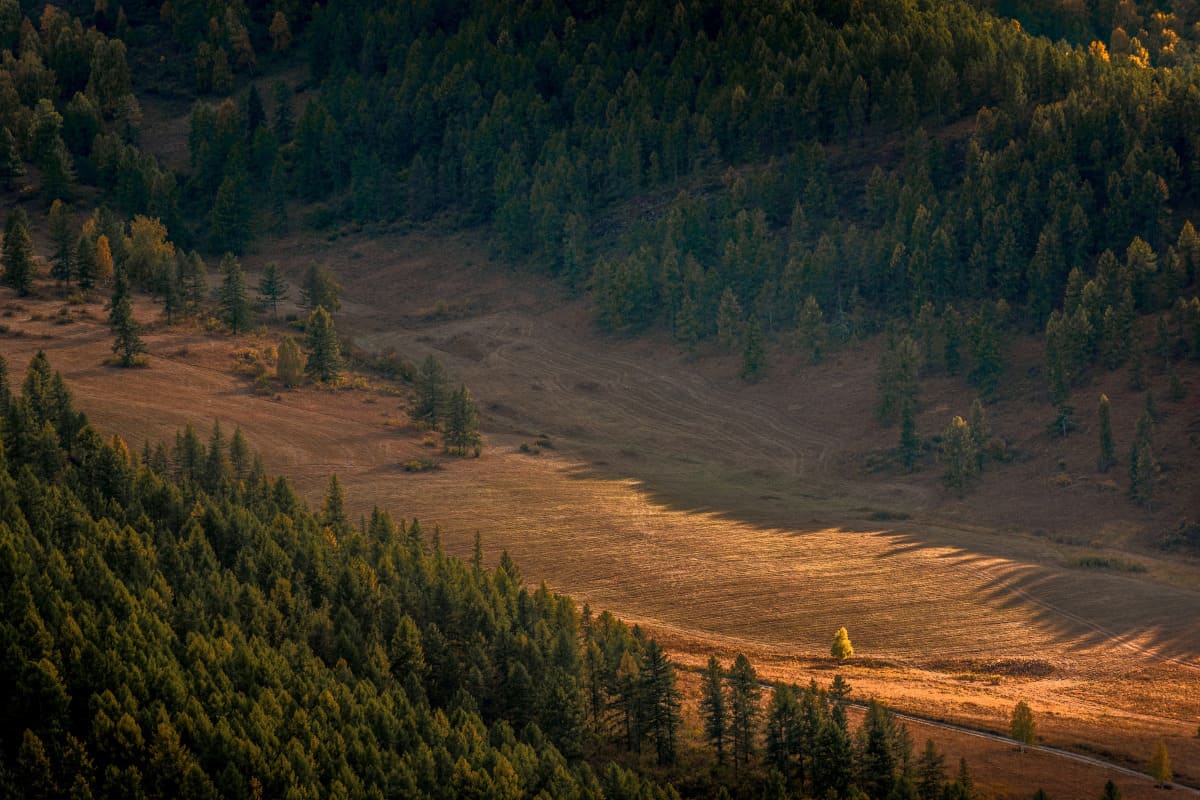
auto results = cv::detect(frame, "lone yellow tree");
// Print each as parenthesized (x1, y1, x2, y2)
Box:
(1009, 701, 1036, 752)
(1149, 740, 1172, 787)
(831, 626, 853, 661)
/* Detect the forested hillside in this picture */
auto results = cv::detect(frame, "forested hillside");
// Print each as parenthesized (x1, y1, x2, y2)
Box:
(0, 352, 975, 800)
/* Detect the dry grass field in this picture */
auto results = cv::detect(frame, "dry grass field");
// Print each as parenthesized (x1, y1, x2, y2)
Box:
(3, 226, 1199, 797)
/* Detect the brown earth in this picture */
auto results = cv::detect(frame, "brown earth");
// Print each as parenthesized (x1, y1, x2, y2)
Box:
(3, 227, 1199, 798)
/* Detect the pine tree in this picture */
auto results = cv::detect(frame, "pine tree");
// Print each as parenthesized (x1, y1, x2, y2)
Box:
(412, 354, 449, 427)
(2, 207, 35, 295)
(48, 200, 73, 285)
(1009, 701, 1036, 752)
(727, 653, 761, 772)
(717, 287, 743, 351)
(276, 335, 303, 387)
(916, 739, 946, 800)
(40, 138, 75, 202)
(218, 253, 252, 333)
(899, 399, 919, 471)
(942, 415, 978, 496)
(831, 626, 853, 661)
(741, 313, 765, 382)
(210, 173, 252, 255)
(1100, 779, 1121, 800)
(257, 262, 288, 318)
(304, 305, 342, 383)
(108, 268, 145, 367)
(1149, 740, 1172, 787)
(443, 383, 481, 455)
(674, 293, 699, 356)
(0, 125, 23, 189)
(877, 333, 920, 426)
(1128, 409, 1156, 507)
(699, 655, 727, 763)
(1097, 394, 1115, 472)
(797, 294, 827, 363)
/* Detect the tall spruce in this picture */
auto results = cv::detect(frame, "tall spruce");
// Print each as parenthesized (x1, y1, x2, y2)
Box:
(301, 264, 342, 314)
(741, 313, 765, 382)
(728, 653, 761, 772)
(443, 383, 481, 455)
(1097, 394, 1115, 472)
(699, 656, 727, 763)
(1128, 408, 1156, 508)
(48, 200, 73, 284)
(412, 354, 449, 427)
(257, 261, 288, 318)
(639, 640, 681, 766)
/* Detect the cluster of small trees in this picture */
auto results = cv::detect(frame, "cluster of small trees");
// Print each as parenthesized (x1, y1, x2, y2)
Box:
(411, 355, 481, 456)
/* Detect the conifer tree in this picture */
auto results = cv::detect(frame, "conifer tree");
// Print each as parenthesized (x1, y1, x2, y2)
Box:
(877, 333, 919, 426)
(95, 235, 114, 285)
(797, 294, 827, 363)
(728, 653, 761, 772)
(48, 200, 73, 285)
(1097, 394, 1115, 472)
(218, 254, 252, 333)
(831, 626, 854, 661)
(916, 739, 946, 800)
(210, 173, 252, 255)
(674, 293, 699, 356)
(412, 354, 449, 427)
(968, 397, 990, 471)
(717, 287, 743, 351)
(301, 264, 342, 314)
(1149, 740, 1172, 787)
(257, 262, 288, 318)
(1009, 701, 1036, 752)
(699, 656, 727, 763)
(640, 640, 681, 766)
(741, 313, 765, 382)
(108, 268, 145, 367)
(75, 235, 97, 290)
(0, 125, 22, 189)
(443, 383, 481, 455)
(899, 399, 919, 471)
(1101, 779, 1121, 800)
(1129, 409, 1156, 507)
(304, 306, 342, 382)
(2, 207, 35, 295)
(275, 335, 303, 387)
(942, 415, 978, 496)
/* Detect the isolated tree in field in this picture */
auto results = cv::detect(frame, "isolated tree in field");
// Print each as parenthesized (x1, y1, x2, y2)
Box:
(218, 253, 252, 333)
(741, 313, 765, 382)
(717, 287, 743, 350)
(942, 415, 978, 496)
(275, 335, 303, 387)
(1101, 779, 1121, 800)
(831, 626, 854, 661)
(301, 264, 342, 314)
(48, 200, 73, 284)
(2, 207, 35, 295)
(699, 655, 727, 763)
(1009, 701, 1036, 752)
(108, 268, 145, 367)
(443, 384, 481, 455)
(257, 262, 288, 318)
(412, 354, 449, 426)
(304, 305, 342, 383)
(1097, 394, 1115, 472)
(1149, 740, 1172, 787)
(179, 250, 208, 310)
(728, 654, 761, 772)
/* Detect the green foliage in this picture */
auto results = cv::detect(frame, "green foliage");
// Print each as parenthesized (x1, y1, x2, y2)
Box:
(1009, 701, 1036, 751)
(304, 306, 342, 383)
(942, 415, 979, 496)
(877, 333, 919, 427)
(256, 261, 288, 318)
(1097, 394, 1115, 472)
(1128, 409, 1157, 507)
(48, 201, 74, 285)
(699, 656, 726, 763)
(740, 314, 765, 382)
(728, 654, 761, 770)
(217, 253, 251, 333)
(300, 264, 342, 314)
(107, 268, 145, 367)
(411, 354, 449, 427)
(443, 384, 481, 456)
(2, 207, 35, 296)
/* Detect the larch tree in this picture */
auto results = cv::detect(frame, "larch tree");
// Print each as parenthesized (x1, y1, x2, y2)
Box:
(275, 335, 303, 387)
(2, 207, 35, 295)
(95, 234, 114, 285)
(1097, 394, 1115, 472)
(443, 384, 481, 456)
(831, 626, 853, 661)
(218, 253, 252, 333)
(304, 306, 342, 383)
(1149, 740, 1172, 787)
(942, 415, 978, 496)
(108, 268, 145, 367)
(1009, 701, 1036, 752)
(48, 200, 73, 284)
(257, 262, 288, 318)
(699, 655, 727, 763)
(300, 264, 342, 314)
(727, 653, 761, 773)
